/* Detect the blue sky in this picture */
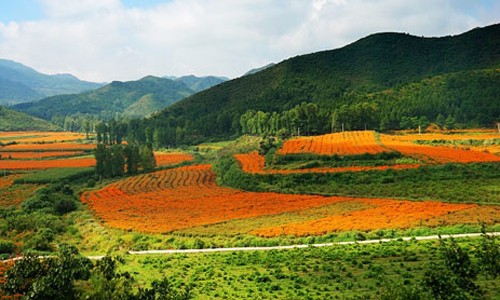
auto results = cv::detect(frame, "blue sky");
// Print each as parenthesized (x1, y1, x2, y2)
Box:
(0, 0, 498, 82)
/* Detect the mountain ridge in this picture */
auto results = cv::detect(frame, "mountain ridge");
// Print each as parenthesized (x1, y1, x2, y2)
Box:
(0, 59, 104, 105)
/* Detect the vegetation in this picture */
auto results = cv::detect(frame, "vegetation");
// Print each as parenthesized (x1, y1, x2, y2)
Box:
(0, 106, 61, 131)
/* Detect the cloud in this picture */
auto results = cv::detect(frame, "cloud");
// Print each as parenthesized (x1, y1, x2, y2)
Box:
(0, 0, 498, 82)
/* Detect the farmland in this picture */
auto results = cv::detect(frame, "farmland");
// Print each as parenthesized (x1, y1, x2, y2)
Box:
(0, 129, 499, 299)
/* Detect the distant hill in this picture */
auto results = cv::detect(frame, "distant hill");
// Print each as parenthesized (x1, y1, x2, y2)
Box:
(0, 106, 60, 131)
(130, 23, 500, 145)
(0, 59, 103, 105)
(174, 75, 228, 92)
(14, 76, 194, 120)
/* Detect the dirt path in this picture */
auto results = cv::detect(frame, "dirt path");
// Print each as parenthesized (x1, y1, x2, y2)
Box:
(127, 232, 500, 255)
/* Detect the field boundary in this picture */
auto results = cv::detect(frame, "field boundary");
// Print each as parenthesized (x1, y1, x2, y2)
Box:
(127, 232, 500, 255)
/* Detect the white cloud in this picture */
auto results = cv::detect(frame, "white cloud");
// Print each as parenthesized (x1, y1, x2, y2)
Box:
(0, 0, 498, 82)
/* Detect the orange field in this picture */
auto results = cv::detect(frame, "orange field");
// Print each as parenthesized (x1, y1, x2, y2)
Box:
(154, 152, 194, 166)
(234, 151, 420, 174)
(0, 151, 85, 159)
(251, 199, 476, 237)
(0, 157, 96, 170)
(1, 142, 95, 151)
(278, 131, 388, 156)
(0, 132, 88, 144)
(81, 164, 484, 235)
(379, 134, 500, 163)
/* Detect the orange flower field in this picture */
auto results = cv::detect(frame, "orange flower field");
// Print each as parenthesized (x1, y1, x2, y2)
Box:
(278, 131, 388, 156)
(0, 132, 88, 144)
(379, 134, 500, 163)
(154, 152, 194, 166)
(234, 151, 420, 174)
(1, 142, 95, 151)
(81, 164, 486, 235)
(250, 199, 476, 237)
(0, 157, 96, 170)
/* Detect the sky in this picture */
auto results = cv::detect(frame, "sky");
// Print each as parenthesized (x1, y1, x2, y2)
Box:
(0, 0, 498, 82)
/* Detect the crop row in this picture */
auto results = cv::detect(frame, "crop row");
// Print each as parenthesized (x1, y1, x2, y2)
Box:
(278, 131, 387, 156)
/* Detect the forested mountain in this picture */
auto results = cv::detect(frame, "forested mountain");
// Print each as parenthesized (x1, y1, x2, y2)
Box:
(174, 75, 228, 92)
(14, 76, 194, 122)
(0, 59, 103, 105)
(127, 24, 500, 146)
(0, 106, 60, 131)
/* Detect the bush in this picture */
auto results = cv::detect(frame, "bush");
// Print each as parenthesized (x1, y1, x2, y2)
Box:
(0, 240, 15, 254)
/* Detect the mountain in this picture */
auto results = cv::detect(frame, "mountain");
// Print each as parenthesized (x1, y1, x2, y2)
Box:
(175, 75, 228, 92)
(0, 106, 60, 131)
(131, 23, 500, 145)
(14, 76, 194, 121)
(0, 59, 103, 105)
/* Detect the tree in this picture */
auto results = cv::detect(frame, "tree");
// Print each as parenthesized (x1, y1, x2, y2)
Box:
(139, 144, 156, 173)
(2, 244, 92, 299)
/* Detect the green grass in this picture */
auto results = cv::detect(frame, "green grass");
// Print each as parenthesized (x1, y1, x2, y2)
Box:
(118, 237, 500, 299)
(14, 167, 94, 184)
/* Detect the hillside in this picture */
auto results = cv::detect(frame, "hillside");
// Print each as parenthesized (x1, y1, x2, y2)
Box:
(0, 106, 60, 131)
(175, 75, 228, 92)
(14, 76, 195, 121)
(0, 59, 103, 105)
(133, 24, 500, 145)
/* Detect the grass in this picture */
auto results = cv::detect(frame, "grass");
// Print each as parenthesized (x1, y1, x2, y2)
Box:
(14, 167, 94, 184)
(117, 237, 500, 299)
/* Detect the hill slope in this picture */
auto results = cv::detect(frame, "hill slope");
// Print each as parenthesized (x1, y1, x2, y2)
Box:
(14, 76, 194, 120)
(0, 106, 60, 131)
(135, 24, 500, 145)
(0, 59, 103, 105)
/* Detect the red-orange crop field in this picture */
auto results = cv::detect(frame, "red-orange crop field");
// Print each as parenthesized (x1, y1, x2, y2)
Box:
(234, 151, 420, 174)
(379, 134, 500, 163)
(251, 199, 476, 237)
(154, 152, 194, 166)
(0, 157, 96, 170)
(278, 131, 388, 155)
(1, 142, 95, 151)
(0, 131, 87, 143)
(81, 164, 490, 235)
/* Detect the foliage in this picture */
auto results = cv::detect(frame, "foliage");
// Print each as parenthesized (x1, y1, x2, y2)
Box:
(1, 244, 92, 299)
(14, 167, 94, 184)
(0, 106, 60, 131)
(95, 144, 156, 179)
(476, 225, 500, 278)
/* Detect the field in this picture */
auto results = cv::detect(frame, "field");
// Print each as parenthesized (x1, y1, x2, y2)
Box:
(1, 130, 499, 299)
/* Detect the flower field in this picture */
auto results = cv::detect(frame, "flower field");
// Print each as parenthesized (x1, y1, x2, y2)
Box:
(154, 152, 194, 166)
(277, 131, 388, 155)
(0, 157, 97, 170)
(1, 142, 95, 151)
(379, 134, 500, 163)
(250, 199, 476, 237)
(81, 164, 490, 235)
(234, 151, 420, 174)
(0, 131, 87, 143)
